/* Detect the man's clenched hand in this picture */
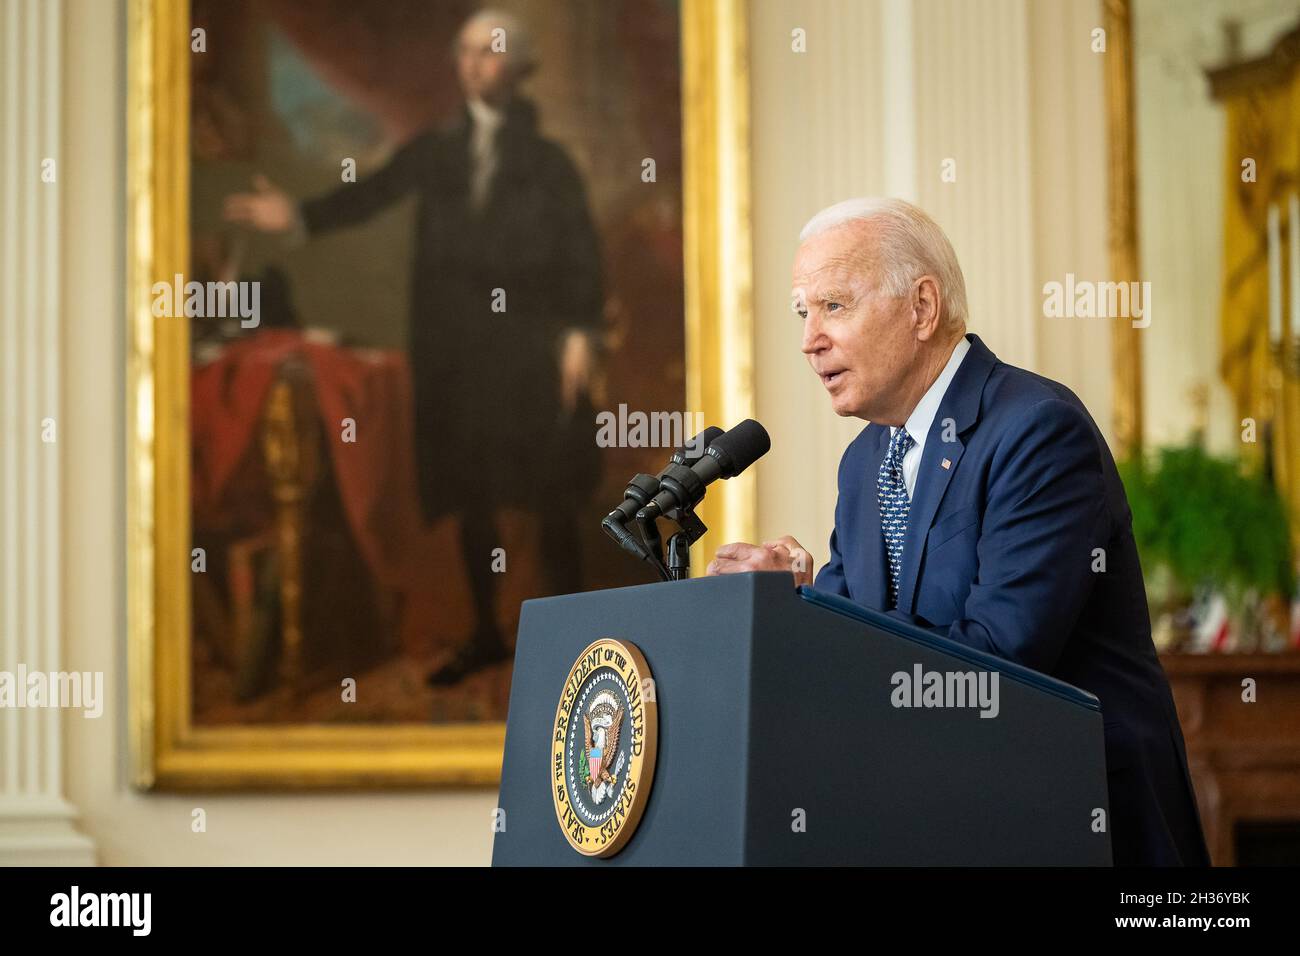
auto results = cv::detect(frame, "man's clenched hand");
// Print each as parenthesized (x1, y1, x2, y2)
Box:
(705, 535, 814, 587)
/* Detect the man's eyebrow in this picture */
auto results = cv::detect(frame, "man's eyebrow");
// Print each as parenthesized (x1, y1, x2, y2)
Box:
(792, 287, 854, 305)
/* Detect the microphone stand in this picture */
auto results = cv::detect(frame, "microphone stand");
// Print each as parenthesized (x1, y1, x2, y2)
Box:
(663, 506, 707, 581)
(666, 531, 691, 580)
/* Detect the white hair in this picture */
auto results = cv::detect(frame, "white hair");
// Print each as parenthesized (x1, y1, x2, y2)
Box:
(460, 8, 537, 72)
(799, 197, 968, 331)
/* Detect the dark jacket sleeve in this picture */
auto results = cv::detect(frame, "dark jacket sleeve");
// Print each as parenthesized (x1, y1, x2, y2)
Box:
(813, 443, 852, 598)
(543, 147, 603, 333)
(893, 398, 1109, 672)
(300, 133, 432, 236)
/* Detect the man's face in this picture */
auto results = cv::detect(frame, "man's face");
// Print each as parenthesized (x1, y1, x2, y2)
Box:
(792, 222, 919, 422)
(456, 20, 516, 105)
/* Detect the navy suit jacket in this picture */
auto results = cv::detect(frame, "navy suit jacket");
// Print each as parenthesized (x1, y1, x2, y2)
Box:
(814, 333, 1210, 866)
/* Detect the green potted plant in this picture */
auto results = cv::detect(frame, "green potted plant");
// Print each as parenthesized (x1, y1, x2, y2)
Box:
(1118, 445, 1294, 650)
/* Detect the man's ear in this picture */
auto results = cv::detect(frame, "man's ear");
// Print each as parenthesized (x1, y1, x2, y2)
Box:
(912, 276, 943, 341)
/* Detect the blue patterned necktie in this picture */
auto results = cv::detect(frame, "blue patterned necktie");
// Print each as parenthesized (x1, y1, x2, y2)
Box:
(877, 427, 915, 608)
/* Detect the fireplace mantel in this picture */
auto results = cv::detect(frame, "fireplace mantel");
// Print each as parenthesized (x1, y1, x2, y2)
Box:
(1162, 653, 1300, 865)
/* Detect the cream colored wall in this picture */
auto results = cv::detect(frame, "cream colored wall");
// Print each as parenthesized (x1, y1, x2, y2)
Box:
(60, 0, 495, 867)
(749, 0, 1111, 563)
(749, 0, 888, 565)
(1027, 0, 1112, 434)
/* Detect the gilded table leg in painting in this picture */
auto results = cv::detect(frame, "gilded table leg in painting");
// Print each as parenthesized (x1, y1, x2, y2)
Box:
(260, 359, 321, 698)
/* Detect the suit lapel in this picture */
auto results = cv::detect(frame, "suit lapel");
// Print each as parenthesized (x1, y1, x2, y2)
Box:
(857, 425, 890, 610)
(895, 431, 964, 613)
(895, 334, 998, 613)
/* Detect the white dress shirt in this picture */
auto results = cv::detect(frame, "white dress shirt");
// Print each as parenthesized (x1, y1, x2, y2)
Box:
(889, 335, 971, 499)
(466, 97, 505, 211)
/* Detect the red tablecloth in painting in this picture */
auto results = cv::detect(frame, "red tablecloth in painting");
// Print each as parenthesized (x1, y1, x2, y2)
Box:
(191, 329, 431, 638)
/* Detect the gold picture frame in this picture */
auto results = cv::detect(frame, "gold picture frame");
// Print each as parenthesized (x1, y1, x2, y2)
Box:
(126, 0, 755, 789)
(1104, 0, 1143, 460)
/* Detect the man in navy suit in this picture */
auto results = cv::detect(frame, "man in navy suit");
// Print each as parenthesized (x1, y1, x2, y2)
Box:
(707, 197, 1209, 866)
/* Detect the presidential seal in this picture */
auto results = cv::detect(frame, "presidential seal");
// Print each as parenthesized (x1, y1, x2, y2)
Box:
(551, 638, 658, 857)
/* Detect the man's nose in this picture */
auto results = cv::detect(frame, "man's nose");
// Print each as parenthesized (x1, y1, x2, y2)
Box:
(800, 312, 827, 355)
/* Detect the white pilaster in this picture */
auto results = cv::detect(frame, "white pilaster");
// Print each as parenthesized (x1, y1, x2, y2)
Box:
(0, 0, 96, 866)
(882, 0, 919, 203)
(913, 0, 1038, 370)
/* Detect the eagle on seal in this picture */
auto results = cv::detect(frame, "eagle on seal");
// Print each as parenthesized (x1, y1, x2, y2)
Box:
(583, 692, 623, 790)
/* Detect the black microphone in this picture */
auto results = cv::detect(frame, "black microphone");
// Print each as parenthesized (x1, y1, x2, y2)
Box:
(601, 473, 661, 559)
(636, 419, 770, 521)
(604, 426, 723, 529)
(601, 426, 725, 558)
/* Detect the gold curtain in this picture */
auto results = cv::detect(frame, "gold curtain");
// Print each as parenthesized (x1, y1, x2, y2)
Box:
(1219, 71, 1300, 555)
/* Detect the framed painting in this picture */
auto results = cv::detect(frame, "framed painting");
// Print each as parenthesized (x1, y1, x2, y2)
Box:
(126, 0, 754, 788)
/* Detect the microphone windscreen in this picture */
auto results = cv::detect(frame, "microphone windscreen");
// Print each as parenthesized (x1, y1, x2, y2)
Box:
(710, 419, 771, 477)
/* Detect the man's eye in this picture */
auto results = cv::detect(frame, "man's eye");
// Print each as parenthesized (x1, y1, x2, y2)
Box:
(827, 302, 842, 312)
